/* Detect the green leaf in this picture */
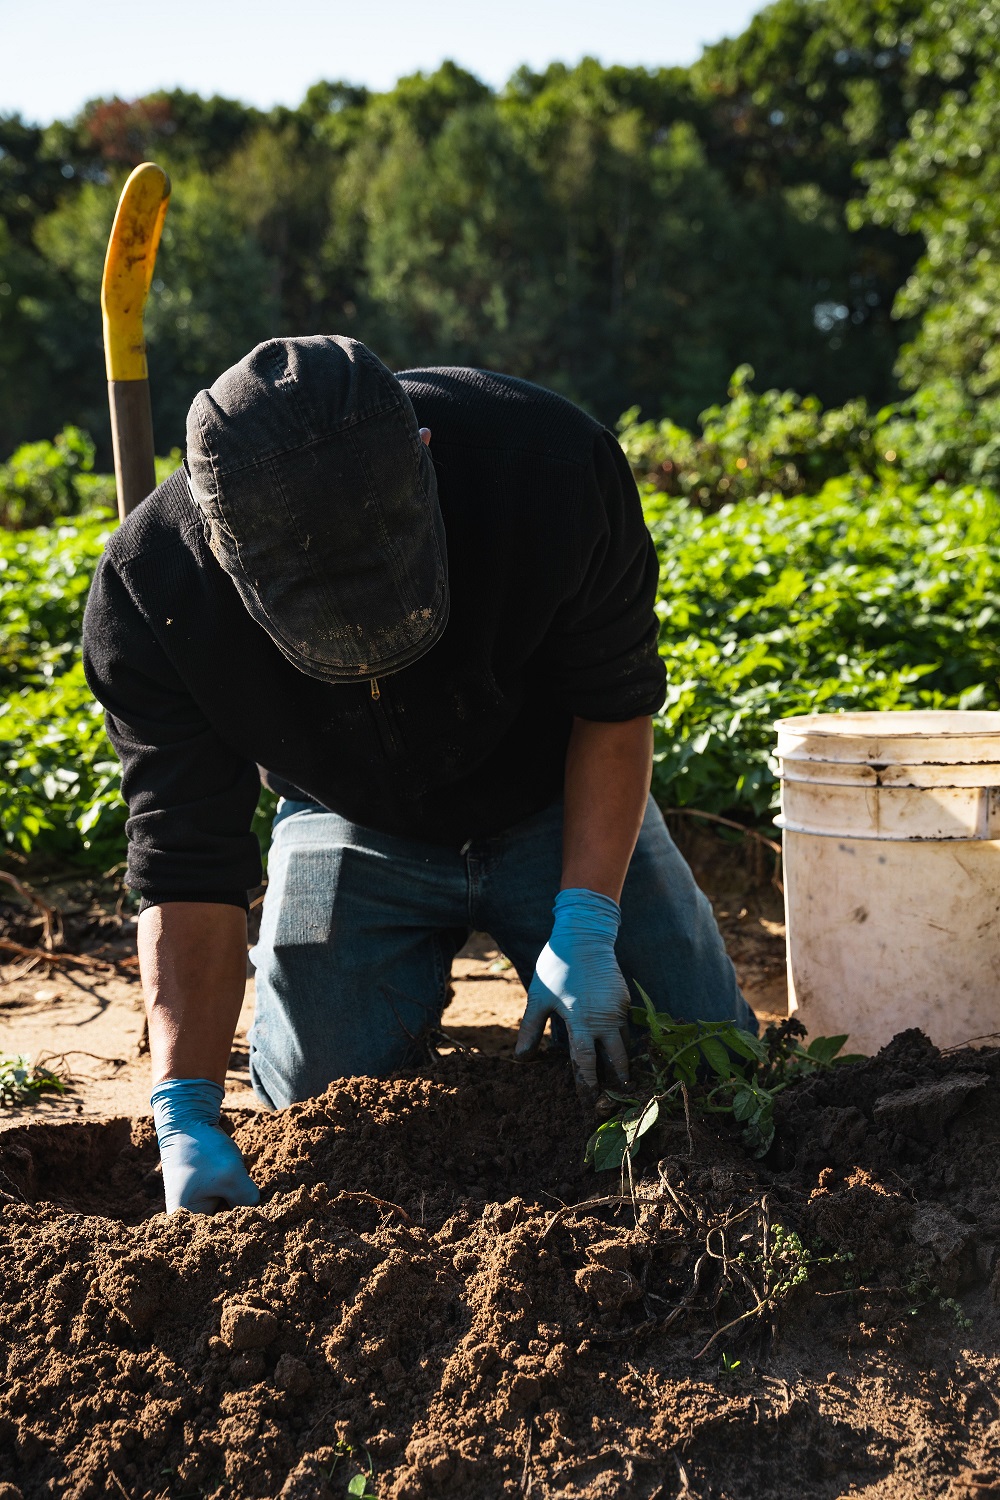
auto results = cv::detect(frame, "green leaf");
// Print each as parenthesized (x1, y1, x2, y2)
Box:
(699, 1036, 737, 1079)
(624, 1097, 660, 1147)
(586, 1119, 630, 1173)
(806, 1035, 850, 1065)
(726, 1029, 768, 1064)
(731, 1087, 758, 1122)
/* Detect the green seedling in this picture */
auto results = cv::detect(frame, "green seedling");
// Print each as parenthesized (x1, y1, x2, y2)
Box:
(0, 1052, 67, 1108)
(586, 995, 863, 1172)
(906, 1275, 974, 1332)
(316, 1439, 378, 1499)
(719, 1352, 742, 1377)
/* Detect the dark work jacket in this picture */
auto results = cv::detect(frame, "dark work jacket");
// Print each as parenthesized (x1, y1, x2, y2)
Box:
(82, 367, 667, 907)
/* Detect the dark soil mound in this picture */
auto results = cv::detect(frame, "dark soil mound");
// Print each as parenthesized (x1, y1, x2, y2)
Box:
(1, 1037, 999, 1500)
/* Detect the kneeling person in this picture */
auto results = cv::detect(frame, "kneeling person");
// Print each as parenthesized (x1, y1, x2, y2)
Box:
(82, 337, 753, 1214)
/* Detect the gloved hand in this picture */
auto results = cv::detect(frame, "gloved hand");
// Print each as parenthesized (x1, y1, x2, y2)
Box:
(514, 887, 631, 1099)
(151, 1078, 260, 1215)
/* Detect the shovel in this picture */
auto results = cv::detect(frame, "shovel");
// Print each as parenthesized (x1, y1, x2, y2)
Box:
(100, 162, 171, 522)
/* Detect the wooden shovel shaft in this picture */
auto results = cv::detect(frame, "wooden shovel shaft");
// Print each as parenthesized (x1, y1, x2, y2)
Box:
(101, 162, 171, 522)
(108, 379, 156, 520)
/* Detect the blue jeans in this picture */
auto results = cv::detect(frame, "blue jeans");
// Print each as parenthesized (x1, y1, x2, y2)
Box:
(248, 794, 754, 1109)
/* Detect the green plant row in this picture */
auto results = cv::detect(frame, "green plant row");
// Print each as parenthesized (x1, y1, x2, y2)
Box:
(3, 456, 1000, 869)
(648, 474, 1000, 817)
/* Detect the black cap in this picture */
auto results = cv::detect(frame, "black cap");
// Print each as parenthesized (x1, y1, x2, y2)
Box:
(185, 335, 449, 682)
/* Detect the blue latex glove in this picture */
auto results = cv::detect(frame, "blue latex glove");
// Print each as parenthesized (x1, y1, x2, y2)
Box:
(151, 1078, 260, 1215)
(514, 887, 631, 1098)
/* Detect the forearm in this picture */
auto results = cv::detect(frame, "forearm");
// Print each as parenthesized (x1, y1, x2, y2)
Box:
(138, 902, 248, 1086)
(561, 714, 653, 901)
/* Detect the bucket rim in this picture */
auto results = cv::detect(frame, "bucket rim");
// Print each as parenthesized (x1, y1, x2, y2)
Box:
(774, 710, 1000, 737)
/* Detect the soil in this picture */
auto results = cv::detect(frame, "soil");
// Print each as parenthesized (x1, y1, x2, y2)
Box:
(10, 830, 986, 1499)
(1, 1032, 999, 1500)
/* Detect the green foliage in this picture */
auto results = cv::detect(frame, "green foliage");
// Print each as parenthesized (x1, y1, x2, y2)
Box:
(0, 503, 270, 871)
(0, 510, 111, 689)
(0, 513, 123, 864)
(752, 1224, 834, 1303)
(696, 1219, 852, 1358)
(586, 997, 863, 1172)
(5, 2, 952, 466)
(0, 1053, 67, 1108)
(852, 35, 1000, 399)
(647, 473, 1000, 816)
(3, 5, 998, 456)
(620, 366, 1000, 505)
(28, 169, 280, 454)
(619, 365, 883, 506)
(693, 0, 982, 195)
(0, 427, 115, 529)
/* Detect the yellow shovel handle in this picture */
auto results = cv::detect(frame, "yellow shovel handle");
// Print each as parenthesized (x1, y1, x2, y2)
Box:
(101, 162, 171, 519)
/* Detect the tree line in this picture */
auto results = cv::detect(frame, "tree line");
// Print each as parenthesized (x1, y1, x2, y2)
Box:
(0, 0, 996, 463)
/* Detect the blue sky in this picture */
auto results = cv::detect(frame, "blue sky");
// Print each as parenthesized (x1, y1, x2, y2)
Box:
(1, 0, 766, 124)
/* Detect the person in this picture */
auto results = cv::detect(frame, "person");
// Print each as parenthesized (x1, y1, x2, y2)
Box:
(82, 336, 753, 1215)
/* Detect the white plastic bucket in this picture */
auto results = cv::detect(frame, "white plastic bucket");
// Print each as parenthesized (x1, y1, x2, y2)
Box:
(775, 710, 1000, 1055)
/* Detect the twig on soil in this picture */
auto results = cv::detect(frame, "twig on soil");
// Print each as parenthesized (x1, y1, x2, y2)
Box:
(334, 1189, 415, 1225)
(426, 1024, 474, 1054)
(679, 1082, 694, 1157)
(585, 1318, 658, 1344)
(0, 1166, 27, 1204)
(0, 953, 46, 982)
(656, 1164, 700, 1229)
(0, 870, 63, 950)
(663, 807, 781, 856)
(0, 937, 126, 976)
(106, 1470, 130, 1500)
(663, 807, 783, 893)
(302, 1405, 334, 1446)
(539, 1193, 632, 1243)
(521, 1418, 535, 1496)
(941, 1031, 1000, 1052)
(36, 1049, 127, 1081)
(657, 1251, 711, 1334)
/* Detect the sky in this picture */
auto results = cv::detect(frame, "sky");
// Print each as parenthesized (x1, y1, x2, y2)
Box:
(1, 0, 766, 125)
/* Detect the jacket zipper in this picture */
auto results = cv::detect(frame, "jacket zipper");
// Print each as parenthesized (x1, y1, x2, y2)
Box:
(367, 675, 401, 755)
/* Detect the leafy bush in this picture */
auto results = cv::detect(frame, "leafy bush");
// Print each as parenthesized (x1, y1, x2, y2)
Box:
(620, 369, 1000, 507)
(0, 431, 184, 532)
(648, 475, 1000, 817)
(619, 366, 883, 507)
(0, 428, 117, 529)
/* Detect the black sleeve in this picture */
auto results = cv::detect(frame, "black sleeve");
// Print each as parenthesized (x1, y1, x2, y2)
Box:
(82, 553, 263, 907)
(539, 429, 666, 721)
